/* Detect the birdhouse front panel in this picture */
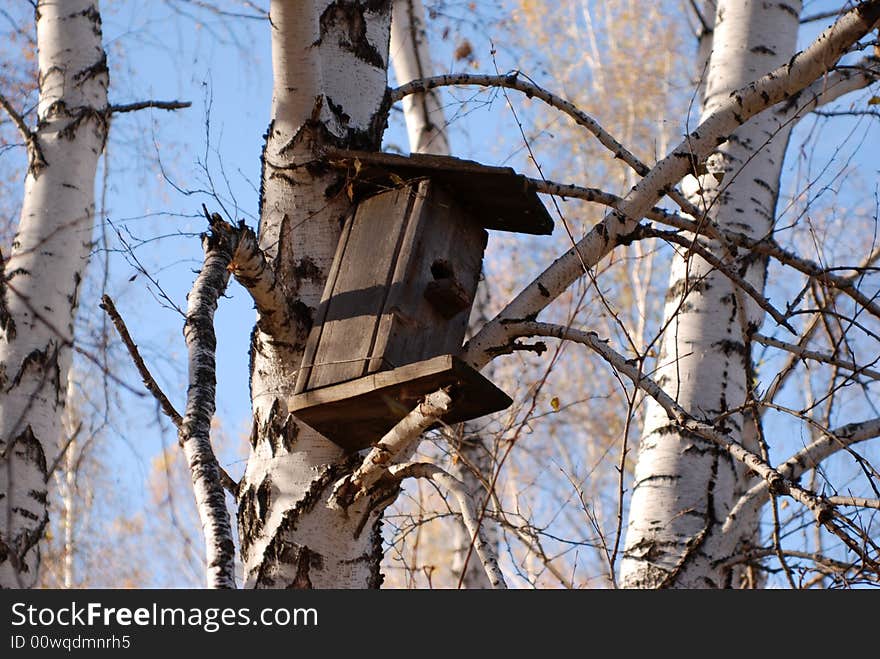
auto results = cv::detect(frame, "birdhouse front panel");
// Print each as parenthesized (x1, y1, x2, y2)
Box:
(294, 178, 487, 395)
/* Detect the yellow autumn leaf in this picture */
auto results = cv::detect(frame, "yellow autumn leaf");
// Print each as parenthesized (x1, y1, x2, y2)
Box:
(868, 96, 880, 106)
(550, 396, 560, 411)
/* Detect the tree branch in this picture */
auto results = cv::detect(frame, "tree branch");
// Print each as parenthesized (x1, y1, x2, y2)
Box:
(101, 292, 240, 496)
(729, 417, 880, 523)
(639, 209, 880, 321)
(221, 211, 298, 341)
(0, 91, 46, 173)
(753, 332, 880, 381)
(463, 1, 880, 369)
(332, 388, 453, 508)
(44, 422, 82, 483)
(100, 294, 183, 426)
(109, 100, 192, 114)
(179, 215, 240, 589)
(827, 496, 880, 510)
(779, 57, 880, 121)
(503, 322, 852, 533)
(638, 226, 795, 331)
(385, 462, 507, 589)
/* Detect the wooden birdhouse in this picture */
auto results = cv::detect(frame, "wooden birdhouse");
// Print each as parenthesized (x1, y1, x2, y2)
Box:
(290, 150, 553, 451)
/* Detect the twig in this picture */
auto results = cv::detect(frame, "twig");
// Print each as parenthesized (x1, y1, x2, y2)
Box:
(753, 332, 880, 381)
(0, 91, 46, 172)
(800, 9, 845, 24)
(639, 226, 795, 332)
(100, 294, 183, 426)
(827, 496, 880, 509)
(44, 422, 82, 483)
(109, 100, 192, 114)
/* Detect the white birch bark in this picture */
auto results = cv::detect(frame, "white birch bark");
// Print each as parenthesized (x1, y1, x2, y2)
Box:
(620, 0, 802, 588)
(0, 0, 108, 588)
(390, 0, 496, 589)
(390, 0, 449, 155)
(238, 0, 394, 589)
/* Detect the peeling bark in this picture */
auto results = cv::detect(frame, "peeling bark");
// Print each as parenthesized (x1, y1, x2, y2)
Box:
(0, 0, 108, 588)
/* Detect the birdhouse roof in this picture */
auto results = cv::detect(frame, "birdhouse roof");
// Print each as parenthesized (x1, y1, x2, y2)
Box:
(325, 149, 554, 235)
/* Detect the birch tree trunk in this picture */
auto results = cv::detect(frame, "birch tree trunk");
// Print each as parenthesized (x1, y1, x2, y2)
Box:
(620, 0, 802, 588)
(237, 0, 394, 588)
(0, 0, 108, 588)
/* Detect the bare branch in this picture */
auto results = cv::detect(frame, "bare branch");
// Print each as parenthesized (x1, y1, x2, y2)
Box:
(109, 100, 192, 114)
(779, 57, 880, 121)
(221, 214, 297, 340)
(332, 388, 453, 508)
(44, 422, 82, 483)
(179, 215, 240, 589)
(101, 293, 241, 496)
(828, 496, 880, 509)
(801, 9, 845, 24)
(0, 91, 46, 172)
(640, 204, 880, 320)
(638, 226, 795, 331)
(464, 2, 880, 369)
(731, 417, 880, 521)
(753, 332, 880, 381)
(100, 294, 183, 427)
(505, 322, 841, 528)
(386, 462, 507, 589)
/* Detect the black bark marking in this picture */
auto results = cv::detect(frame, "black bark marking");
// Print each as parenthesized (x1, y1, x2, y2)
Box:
(368, 516, 384, 588)
(750, 45, 776, 56)
(289, 547, 314, 589)
(325, 95, 352, 129)
(8, 344, 62, 404)
(537, 283, 550, 297)
(74, 4, 103, 37)
(777, 3, 799, 18)
(264, 400, 300, 457)
(315, 1, 388, 69)
(293, 257, 322, 285)
(291, 300, 314, 339)
(73, 52, 109, 84)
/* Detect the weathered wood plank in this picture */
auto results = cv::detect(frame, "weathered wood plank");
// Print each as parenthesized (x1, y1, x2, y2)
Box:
(294, 202, 357, 395)
(289, 355, 513, 451)
(306, 186, 417, 389)
(371, 180, 485, 372)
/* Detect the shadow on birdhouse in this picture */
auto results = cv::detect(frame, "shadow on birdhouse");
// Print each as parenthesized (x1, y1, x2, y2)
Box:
(289, 149, 554, 451)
